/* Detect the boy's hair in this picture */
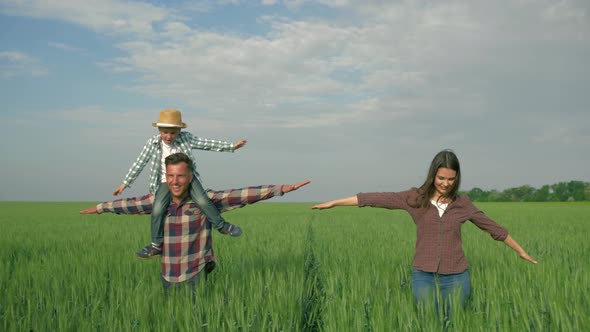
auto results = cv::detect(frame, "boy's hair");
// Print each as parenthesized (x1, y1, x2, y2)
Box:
(165, 152, 194, 172)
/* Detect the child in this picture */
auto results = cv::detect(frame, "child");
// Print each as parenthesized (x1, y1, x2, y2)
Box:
(113, 109, 247, 258)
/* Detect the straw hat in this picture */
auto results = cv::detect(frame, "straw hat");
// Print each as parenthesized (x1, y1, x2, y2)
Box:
(152, 109, 187, 128)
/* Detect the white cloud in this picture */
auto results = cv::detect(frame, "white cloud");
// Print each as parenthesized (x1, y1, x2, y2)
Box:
(0, 51, 48, 77)
(0, 0, 173, 37)
(47, 41, 84, 52)
(0, 51, 36, 62)
(75, 1, 582, 133)
(160, 21, 193, 39)
(3, 2, 587, 128)
(541, 0, 588, 23)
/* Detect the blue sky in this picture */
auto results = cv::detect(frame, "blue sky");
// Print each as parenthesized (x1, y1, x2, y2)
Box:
(1, 0, 589, 202)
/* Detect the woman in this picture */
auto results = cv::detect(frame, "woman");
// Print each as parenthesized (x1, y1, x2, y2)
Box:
(311, 149, 536, 314)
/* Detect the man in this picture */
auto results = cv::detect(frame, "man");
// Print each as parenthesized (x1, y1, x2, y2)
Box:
(81, 152, 310, 289)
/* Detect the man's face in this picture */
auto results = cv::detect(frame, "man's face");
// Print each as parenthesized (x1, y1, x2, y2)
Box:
(159, 127, 181, 145)
(166, 162, 193, 200)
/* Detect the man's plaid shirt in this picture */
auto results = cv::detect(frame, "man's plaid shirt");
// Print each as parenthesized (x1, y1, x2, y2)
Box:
(122, 131, 236, 193)
(97, 185, 284, 283)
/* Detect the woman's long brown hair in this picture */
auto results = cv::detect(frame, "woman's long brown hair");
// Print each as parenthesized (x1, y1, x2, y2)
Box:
(413, 149, 462, 208)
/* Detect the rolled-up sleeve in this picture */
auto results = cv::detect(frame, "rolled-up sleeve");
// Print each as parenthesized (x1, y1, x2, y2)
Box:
(97, 194, 155, 215)
(468, 205, 509, 241)
(207, 185, 282, 213)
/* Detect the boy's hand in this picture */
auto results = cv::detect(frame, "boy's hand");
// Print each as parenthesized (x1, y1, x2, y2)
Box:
(234, 140, 247, 150)
(113, 184, 126, 196)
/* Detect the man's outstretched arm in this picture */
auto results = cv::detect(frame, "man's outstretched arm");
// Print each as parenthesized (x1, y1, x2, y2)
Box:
(80, 194, 155, 215)
(80, 181, 310, 215)
(210, 180, 310, 213)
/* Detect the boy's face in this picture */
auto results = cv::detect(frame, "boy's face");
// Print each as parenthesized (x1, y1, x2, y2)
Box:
(159, 127, 181, 145)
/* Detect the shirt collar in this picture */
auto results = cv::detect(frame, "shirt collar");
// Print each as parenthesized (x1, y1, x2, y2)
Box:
(170, 195, 193, 209)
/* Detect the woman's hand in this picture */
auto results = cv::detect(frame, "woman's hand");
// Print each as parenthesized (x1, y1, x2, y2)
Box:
(311, 202, 335, 210)
(518, 251, 538, 264)
(504, 235, 538, 264)
(312, 196, 359, 209)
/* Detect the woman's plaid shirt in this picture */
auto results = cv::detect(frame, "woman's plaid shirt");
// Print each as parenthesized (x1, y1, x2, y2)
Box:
(357, 189, 509, 275)
(122, 131, 236, 193)
(96, 185, 284, 283)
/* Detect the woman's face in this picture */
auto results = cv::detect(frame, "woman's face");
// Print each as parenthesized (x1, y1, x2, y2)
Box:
(433, 167, 457, 198)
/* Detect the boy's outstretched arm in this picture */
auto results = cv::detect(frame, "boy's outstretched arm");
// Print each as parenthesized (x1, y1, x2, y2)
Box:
(114, 137, 158, 196)
(186, 132, 243, 153)
(113, 184, 126, 196)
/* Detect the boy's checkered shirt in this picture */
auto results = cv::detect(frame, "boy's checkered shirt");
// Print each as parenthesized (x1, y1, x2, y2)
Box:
(121, 131, 236, 194)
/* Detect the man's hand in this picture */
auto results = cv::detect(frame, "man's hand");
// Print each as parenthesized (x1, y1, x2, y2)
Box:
(113, 184, 126, 196)
(281, 180, 311, 193)
(80, 206, 100, 214)
(234, 140, 247, 150)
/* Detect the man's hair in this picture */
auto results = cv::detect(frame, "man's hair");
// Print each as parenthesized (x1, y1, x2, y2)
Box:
(164, 152, 194, 172)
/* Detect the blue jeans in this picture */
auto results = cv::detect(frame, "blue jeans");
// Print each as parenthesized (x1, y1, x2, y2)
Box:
(150, 177, 226, 245)
(161, 271, 206, 290)
(412, 268, 471, 316)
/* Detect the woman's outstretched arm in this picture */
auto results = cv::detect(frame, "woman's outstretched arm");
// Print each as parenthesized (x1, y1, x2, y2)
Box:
(503, 235, 537, 264)
(311, 195, 359, 209)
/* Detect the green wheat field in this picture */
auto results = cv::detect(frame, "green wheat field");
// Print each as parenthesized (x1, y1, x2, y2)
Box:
(2, 201, 589, 331)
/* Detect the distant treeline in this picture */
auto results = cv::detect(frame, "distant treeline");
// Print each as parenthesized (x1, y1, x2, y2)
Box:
(461, 180, 590, 202)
